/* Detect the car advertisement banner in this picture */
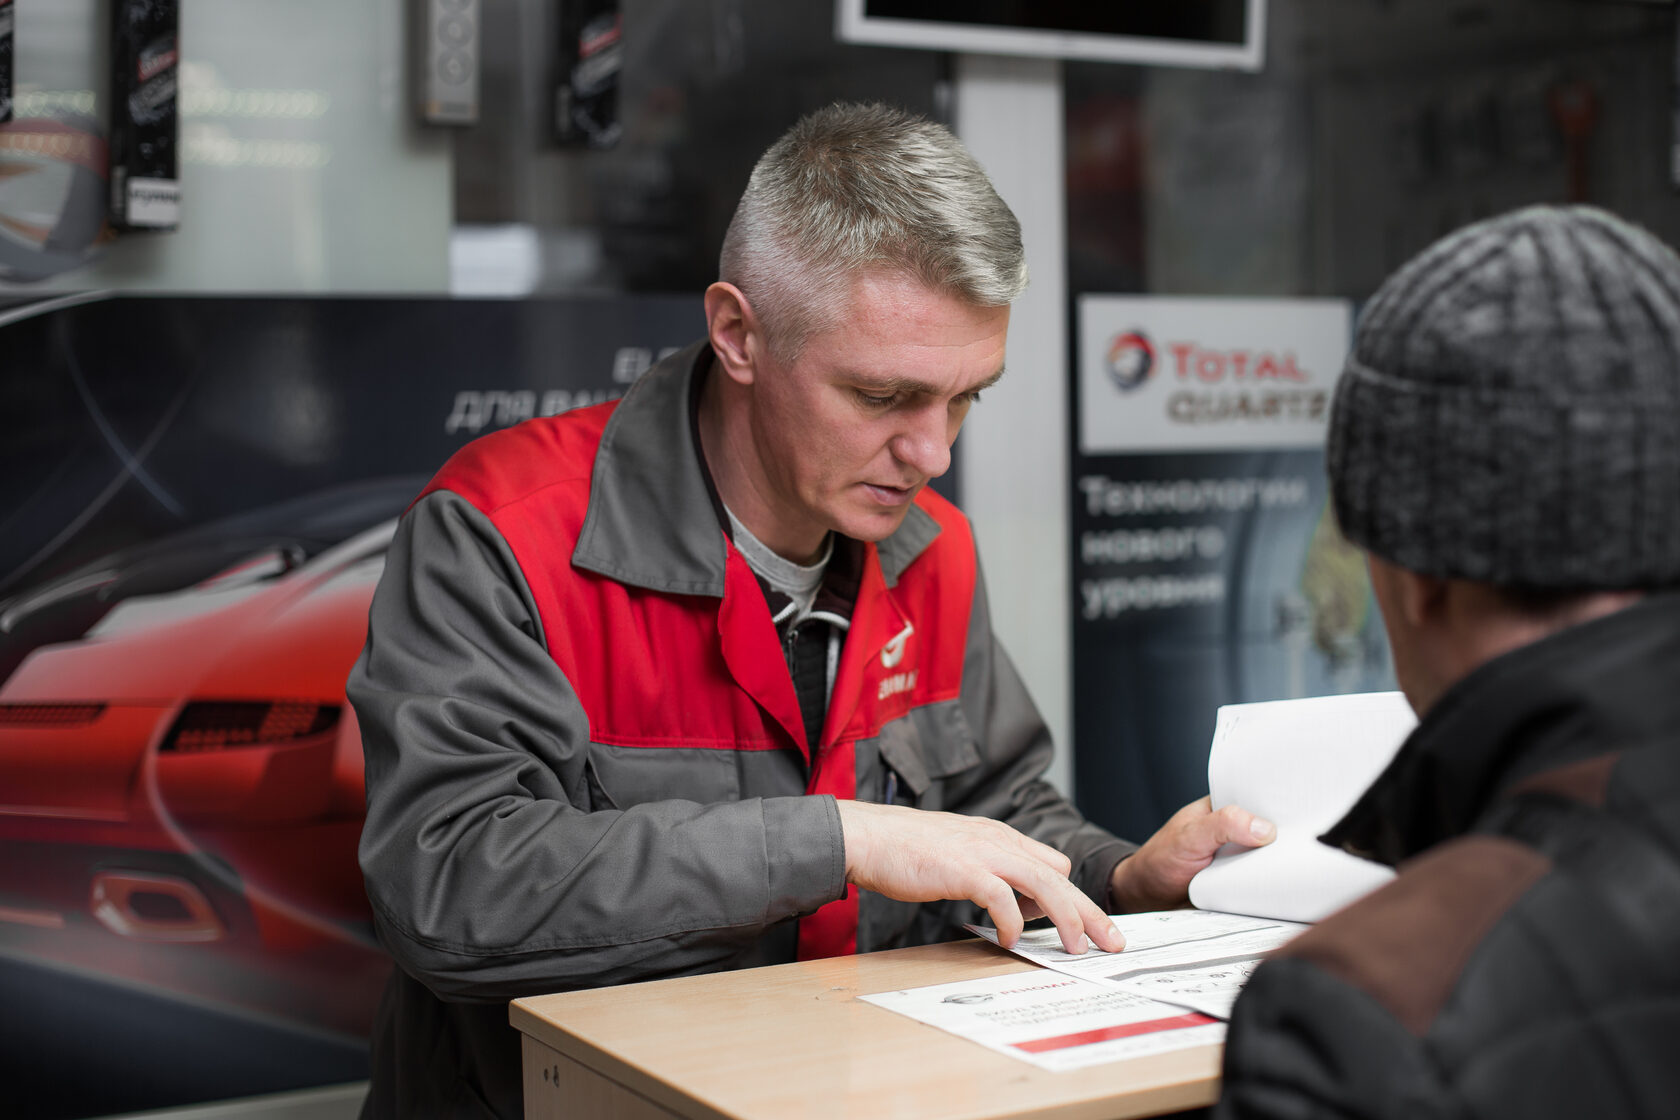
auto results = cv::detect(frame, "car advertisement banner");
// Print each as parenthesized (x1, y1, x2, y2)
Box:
(0, 293, 704, 1118)
(1070, 295, 1395, 844)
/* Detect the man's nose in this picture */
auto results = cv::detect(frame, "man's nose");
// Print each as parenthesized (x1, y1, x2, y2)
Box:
(891, 405, 953, 480)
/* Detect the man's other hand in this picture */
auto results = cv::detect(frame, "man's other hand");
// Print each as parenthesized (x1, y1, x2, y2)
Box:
(1108, 796, 1276, 913)
(835, 800, 1126, 955)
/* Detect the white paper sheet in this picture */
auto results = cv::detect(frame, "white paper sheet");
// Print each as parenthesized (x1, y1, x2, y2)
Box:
(1188, 691, 1417, 923)
(860, 969, 1225, 1072)
(967, 910, 1307, 1020)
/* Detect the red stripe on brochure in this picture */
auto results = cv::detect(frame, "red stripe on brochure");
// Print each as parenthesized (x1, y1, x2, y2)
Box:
(1011, 1012, 1218, 1053)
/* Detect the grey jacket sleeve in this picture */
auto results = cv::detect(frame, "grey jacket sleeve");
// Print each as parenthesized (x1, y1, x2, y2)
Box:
(350, 490, 846, 1004)
(948, 557, 1137, 908)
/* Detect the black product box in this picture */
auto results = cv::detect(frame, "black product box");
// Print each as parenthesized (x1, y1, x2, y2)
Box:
(0, 0, 14, 125)
(554, 0, 621, 148)
(109, 0, 180, 230)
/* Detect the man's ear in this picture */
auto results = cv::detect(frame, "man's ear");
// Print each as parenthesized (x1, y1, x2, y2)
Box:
(1391, 565, 1449, 630)
(704, 282, 763, 388)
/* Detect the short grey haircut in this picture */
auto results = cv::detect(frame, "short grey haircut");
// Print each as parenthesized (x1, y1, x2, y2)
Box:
(719, 102, 1028, 361)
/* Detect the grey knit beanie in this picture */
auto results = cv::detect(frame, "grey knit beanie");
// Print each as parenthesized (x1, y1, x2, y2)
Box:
(1327, 205, 1680, 589)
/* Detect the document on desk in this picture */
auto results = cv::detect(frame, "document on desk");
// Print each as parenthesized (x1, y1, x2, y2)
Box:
(860, 969, 1225, 1072)
(967, 910, 1307, 1021)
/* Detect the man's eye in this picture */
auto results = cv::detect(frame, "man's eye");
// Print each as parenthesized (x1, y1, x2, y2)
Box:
(856, 389, 898, 408)
(961, 390, 983, 407)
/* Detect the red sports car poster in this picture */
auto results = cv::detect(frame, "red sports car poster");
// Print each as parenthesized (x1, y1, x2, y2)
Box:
(0, 293, 703, 1117)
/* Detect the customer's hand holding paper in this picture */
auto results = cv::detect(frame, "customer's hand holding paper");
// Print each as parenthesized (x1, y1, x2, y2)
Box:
(1188, 692, 1417, 923)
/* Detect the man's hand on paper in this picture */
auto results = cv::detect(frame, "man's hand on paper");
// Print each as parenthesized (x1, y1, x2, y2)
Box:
(836, 801, 1127, 956)
(1108, 797, 1277, 913)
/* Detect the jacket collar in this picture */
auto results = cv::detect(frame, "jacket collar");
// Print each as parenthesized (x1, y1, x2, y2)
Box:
(572, 340, 942, 595)
(1323, 592, 1680, 866)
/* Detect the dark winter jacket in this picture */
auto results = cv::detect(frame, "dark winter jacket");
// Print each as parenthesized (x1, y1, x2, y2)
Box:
(1218, 592, 1680, 1119)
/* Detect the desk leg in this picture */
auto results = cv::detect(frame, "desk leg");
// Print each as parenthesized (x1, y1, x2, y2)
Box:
(522, 1035, 685, 1120)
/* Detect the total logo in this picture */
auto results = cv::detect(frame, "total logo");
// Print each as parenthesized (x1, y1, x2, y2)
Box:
(1167, 340, 1309, 384)
(1105, 330, 1156, 392)
(1108, 330, 1313, 391)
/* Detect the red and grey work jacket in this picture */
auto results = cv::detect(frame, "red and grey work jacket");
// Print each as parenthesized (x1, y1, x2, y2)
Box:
(349, 341, 1131, 1119)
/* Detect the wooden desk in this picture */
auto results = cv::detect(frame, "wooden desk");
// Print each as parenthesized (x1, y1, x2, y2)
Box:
(511, 939, 1222, 1120)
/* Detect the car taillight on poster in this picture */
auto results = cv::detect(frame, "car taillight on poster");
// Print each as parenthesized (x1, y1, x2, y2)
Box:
(160, 701, 340, 753)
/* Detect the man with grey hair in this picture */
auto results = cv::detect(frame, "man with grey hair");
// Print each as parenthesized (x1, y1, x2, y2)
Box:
(352, 102, 1271, 1119)
(1216, 205, 1680, 1118)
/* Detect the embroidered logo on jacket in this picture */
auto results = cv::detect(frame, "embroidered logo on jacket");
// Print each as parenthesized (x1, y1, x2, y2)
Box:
(878, 669, 919, 701)
(881, 622, 914, 669)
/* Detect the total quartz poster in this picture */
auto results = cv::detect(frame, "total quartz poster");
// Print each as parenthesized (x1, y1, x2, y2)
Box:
(1070, 295, 1395, 843)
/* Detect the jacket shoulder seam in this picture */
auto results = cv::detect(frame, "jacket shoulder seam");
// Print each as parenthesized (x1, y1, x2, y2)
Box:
(1277, 834, 1550, 1036)
(430, 474, 592, 521)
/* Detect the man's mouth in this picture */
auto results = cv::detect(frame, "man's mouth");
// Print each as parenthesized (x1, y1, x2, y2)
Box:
(861, 481, 918, 506)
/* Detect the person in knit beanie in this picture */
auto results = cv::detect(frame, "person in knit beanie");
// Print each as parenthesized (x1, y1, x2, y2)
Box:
(1216, 206, 1680, 1120)
(1329, 203, 1680, 596)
